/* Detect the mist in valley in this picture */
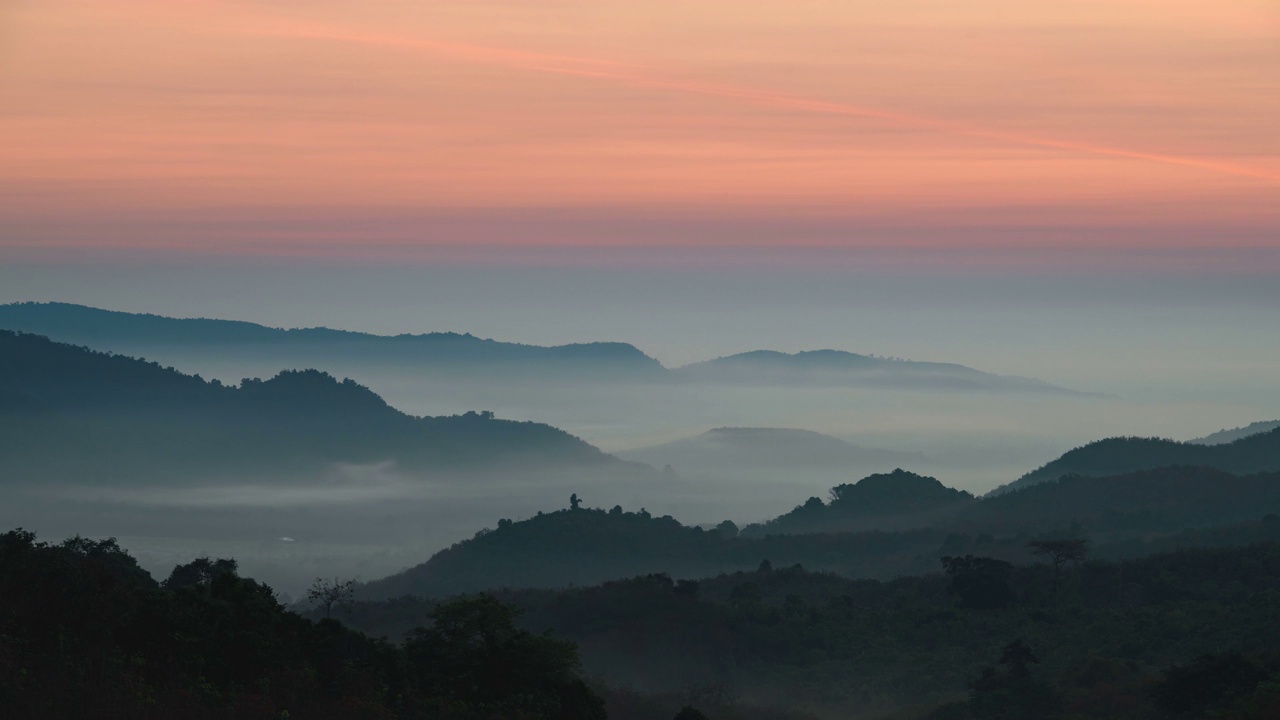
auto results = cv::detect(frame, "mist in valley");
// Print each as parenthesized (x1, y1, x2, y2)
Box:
(4, 262, 1279, 600)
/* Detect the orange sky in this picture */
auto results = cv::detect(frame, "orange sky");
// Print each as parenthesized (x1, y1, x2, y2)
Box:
(1, 0, 1277, 256)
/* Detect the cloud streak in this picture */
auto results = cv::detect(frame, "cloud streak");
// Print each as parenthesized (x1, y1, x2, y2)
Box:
(249, 22, 1280, 186)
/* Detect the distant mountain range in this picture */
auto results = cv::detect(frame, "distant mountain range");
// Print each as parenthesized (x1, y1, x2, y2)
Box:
(616, 427, 921, 474)
(0, 302, 663, 378)
(990, 428, 1280, 495)
(0, 302, 1083, 394)
(0, 330, 623, 483)
(1189, 420, 1280, 446)
(674, 349, 1082, 393)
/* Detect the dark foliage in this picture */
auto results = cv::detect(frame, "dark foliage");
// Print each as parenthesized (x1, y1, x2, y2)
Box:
(343, 542, 1280, 718)
(941, 555, 1016, 609)
(0, 528, 604, 720)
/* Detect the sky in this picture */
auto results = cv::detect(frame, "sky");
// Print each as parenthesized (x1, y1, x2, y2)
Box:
(1, 0, 1278, 432)
(1, 0, 1278, 267)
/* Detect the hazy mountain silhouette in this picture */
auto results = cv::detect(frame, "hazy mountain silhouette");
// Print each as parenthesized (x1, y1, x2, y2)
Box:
(0, 330, 622, 483)
(673, 349, 1084, 393)
(990, 428, 1280, 495)
(616, 427, 921, 474)
(0, 302, 665, 378)
(1189, 420, 1280, 445)
(0, 302, 1083, 394)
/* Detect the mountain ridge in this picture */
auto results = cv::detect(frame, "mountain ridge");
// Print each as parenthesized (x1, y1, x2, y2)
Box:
(0, 330, 623, 482)
(0, 302, 1084, 393)
(990, 429, 1280, 495)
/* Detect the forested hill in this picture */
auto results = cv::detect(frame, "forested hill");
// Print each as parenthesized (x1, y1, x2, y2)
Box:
(0, 529, 608, 720)
(0, 301, 664, 376)
(991, 428, 1280, 495)
(341, 541, 1280, 720)
(0, 330, 618, 481)
(357, 466, 1280, 600)
(741, 469, 975, 535)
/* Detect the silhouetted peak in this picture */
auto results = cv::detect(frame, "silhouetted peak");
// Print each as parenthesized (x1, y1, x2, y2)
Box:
(239, 370, 394, 416)
(829, 469, 972, 511)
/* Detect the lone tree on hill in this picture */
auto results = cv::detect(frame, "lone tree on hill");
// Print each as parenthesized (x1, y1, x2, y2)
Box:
(1027, 539, 1088, 592)
(307, 577, 357, 619)
(570, 493, 582, 510)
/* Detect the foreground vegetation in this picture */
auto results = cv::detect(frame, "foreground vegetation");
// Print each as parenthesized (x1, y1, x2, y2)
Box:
(5, 523, 1280, 719)
(345, 539, 1280, 719)
(0, 529, 605, 720)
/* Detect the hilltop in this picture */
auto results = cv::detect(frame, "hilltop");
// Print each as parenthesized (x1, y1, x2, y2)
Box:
(356, 465, 1280, 600)
(991, 428, 1280, 495)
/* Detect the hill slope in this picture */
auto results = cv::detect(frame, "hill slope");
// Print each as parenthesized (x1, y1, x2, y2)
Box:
(0, 330, 619, 482)
(0, 302, 665, 377)
(357, 465, 1280, 599)
(992, 429, 1280, 494)
(1190, 420, 1280, 445)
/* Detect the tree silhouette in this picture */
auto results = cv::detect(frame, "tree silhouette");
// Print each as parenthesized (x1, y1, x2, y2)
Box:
(570, 493, 582, 510)
(1028, 539, 1088, 592)
(307, 577, 356, 618)
(941, 555, 1016, 609)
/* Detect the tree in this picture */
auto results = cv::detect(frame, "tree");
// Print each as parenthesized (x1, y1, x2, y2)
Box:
(405, 594, 606, 718)
(969, 639, 1060, 719)
(570, 493, 582, 510)
(941, 555, 1016, 609)
(1028, 539, 1088, 592)
(1152, 652, 1268, 718)
(307, 577, 356, 619)
(164, 557, 239, 590)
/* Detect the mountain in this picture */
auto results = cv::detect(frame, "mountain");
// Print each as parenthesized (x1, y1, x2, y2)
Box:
(741, 468, 975, 535)
(1190, 420, 1280, 445)
(356, 506, 946, 600)
(616, 427, 921, 474)
(0, 302, 665, 378)
(962, 467, 1280, 533)
(358, 464, 1280, 599)
(0, 303, 1082, 395)
(991, 428, 1280, 495)
(0, 330, 621, 483)
(673, 349, 1082, 393)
